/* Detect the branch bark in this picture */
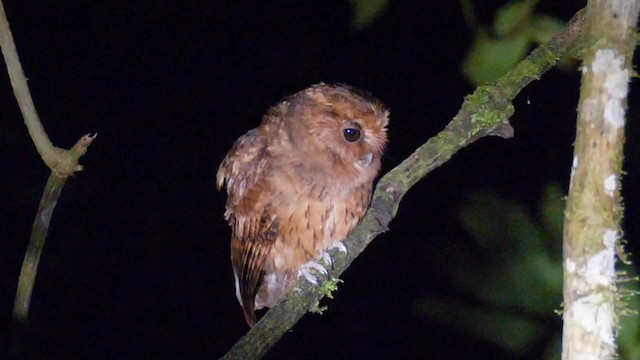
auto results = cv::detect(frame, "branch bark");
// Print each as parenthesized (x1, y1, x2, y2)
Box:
(222, 9, 585, 360)
(561, 1, 640, 359)
(0, 0, 95, 356)
(0, 1, 94, 175)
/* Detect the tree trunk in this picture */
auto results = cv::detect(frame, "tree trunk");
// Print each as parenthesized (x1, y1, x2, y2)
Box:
(562, 1, 640, 359)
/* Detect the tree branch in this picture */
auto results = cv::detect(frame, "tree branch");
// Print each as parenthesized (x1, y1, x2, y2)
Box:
(561, 1, 640, 359)
(13, 134, 95, 322)
(0, 1, 96, 356)
(0, 0, 94, 175)
(222, 9, 585, 360)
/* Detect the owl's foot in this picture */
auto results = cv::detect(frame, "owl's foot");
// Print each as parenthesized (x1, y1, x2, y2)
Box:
(299, 260, 328, 285)
(331, 242, 348, 254)
(320, 251, 332, 267)
(299, 244, 347, 285)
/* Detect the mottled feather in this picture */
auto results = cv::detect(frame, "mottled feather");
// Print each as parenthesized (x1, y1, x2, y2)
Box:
(217, 83, 389, 326)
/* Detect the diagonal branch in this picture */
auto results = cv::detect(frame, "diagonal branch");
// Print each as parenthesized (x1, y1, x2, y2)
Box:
(222, 9, 585, 360)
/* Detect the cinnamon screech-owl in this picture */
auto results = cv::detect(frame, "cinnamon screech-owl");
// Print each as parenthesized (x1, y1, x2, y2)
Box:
(216, 83, 389, 326)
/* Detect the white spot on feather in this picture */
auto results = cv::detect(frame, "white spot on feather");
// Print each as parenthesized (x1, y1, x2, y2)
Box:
(255, 272, 288, 310)
(233, 272, 242, 303)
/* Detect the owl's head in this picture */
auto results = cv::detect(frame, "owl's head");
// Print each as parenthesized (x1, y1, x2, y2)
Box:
(278, 83, 389, 184)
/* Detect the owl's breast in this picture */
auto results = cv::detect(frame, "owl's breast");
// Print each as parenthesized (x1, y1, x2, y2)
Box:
(265, 172, 370, 273)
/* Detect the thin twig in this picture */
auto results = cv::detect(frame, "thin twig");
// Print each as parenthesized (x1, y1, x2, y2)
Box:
(222, 9, 585, 360)
(0, 1, 58, 168)
(13, 175, 67, 321)
(0, 0, 96, 357)
(0, 0, 94, 175)
(12, 134, 95, 323)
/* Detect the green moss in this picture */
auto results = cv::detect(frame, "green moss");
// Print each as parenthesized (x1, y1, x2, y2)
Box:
(309, 277, 343, 314)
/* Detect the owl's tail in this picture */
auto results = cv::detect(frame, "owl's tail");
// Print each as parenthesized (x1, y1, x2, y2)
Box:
(232, 235, 270, 327)
(242, 300, 257, 327)
(236, 264, 260, 327)
(232, 268, 258, 326)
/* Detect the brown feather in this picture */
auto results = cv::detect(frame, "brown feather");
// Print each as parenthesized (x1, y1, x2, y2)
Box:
(216, 83, 389, 326)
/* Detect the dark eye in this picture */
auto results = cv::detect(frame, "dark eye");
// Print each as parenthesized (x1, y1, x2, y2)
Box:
(343, 128, 361, 142)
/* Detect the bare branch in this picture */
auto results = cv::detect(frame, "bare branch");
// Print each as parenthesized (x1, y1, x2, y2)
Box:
(0, 1, 97, 356)
(0, 0, 94, 175)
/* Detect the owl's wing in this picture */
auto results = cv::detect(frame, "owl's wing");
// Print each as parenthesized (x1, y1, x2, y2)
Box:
(230, 207, 278, 326)
(216, 129, 277, 326)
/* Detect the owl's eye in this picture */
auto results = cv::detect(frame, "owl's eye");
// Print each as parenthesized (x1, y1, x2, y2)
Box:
(343, 128, 361, 142)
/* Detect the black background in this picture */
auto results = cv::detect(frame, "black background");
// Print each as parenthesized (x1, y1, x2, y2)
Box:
(1, 1, 637, 359)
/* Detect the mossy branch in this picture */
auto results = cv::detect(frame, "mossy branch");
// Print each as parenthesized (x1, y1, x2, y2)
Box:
(561, 1, 640, 358)
(222, 9, 585, 360)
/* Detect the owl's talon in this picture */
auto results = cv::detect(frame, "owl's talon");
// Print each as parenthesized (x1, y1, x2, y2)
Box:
(320, 251, 332, 267)
(300, 267, 319, 285)
(332, 242, 348, 254)
(303, 272, 318, 284)
(299, 260, 329, 285)
(310, 261, 328, 275)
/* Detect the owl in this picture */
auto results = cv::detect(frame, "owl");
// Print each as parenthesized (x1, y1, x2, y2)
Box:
(216, 83, 389, 326)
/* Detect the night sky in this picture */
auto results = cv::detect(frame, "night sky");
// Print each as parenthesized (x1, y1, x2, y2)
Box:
(1, 1, 637, 359)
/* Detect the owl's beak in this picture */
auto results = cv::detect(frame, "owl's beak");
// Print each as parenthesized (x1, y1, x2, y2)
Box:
(362, 153, 374, 167)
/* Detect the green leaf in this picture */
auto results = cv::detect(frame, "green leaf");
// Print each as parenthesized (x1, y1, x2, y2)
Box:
(421, 187, 571, 355)
(459, 192, 511, 249)
(540, 184, 564, 252)
(350, 0, 390, 30)
(541, 336, 562, 360)
(493, 0, 539, 37)
(459, 0, 477, 29)
(530, 15, 577, 71)
(618, 265, 640, 360)
(470, 253, 560, 313)
(462, 29, 531, 85)
(530, 15, 565, 45)
(416, 297, 547, 354)
(454, 191, 562, 312)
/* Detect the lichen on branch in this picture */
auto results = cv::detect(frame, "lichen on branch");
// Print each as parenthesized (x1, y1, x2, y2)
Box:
(561, 1, 640, 359)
